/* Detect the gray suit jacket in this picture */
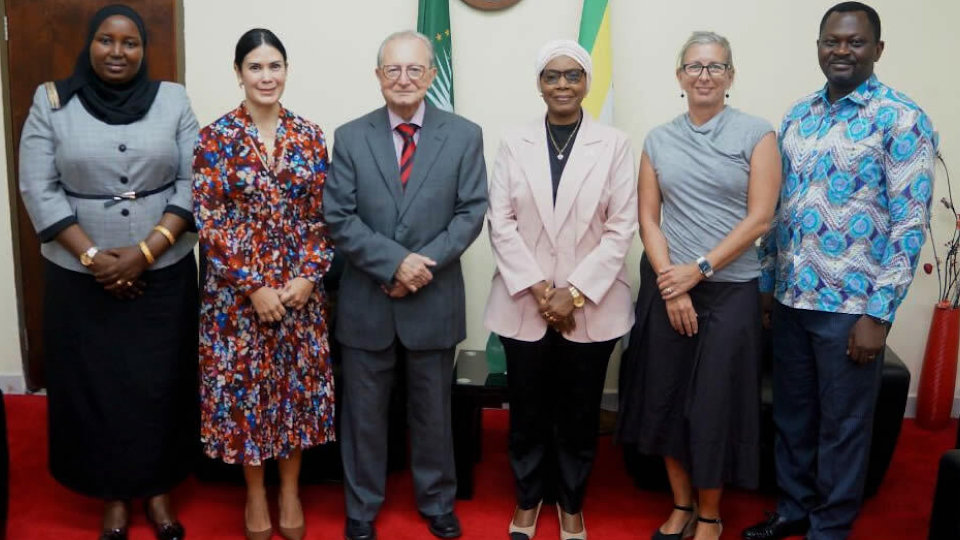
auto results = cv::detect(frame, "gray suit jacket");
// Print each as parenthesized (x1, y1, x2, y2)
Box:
(324, 104, 487, 351)
(19, 82, 198, 272)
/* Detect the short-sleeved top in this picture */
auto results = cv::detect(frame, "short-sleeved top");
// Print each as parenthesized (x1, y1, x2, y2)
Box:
(644, 107, 773, 282)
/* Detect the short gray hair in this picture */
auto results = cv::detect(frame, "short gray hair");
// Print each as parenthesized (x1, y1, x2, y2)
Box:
(676, 31, 734, 70)
(377, 30, 436, 67)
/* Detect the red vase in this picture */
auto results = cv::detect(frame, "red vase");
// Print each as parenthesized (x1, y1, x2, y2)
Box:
(916, 303, 960, 430)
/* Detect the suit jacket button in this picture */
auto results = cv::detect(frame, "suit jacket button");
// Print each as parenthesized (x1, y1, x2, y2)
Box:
(120, 176, 129, 184)
(121, 209, 130, 217)
(118, 144, 127, 152)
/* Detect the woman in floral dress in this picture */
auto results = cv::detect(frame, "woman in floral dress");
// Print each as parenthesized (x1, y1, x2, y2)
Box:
(193, 28, 334, 540)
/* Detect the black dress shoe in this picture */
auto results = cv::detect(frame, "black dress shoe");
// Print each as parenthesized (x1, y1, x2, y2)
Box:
(345, 518, 376, 540)
(144, 501, 186, 540)
(99, 528, 128, 540)
(742, 512, 809, 539)
(423, 512, 462, 539)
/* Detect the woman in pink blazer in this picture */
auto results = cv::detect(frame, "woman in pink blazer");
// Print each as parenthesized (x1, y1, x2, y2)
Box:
(484, 40, 637, 540)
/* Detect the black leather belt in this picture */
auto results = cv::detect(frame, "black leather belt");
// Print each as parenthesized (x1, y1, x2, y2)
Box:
(63, 181, 175, 208)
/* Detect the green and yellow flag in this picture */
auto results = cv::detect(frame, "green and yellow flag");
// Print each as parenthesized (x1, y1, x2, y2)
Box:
(418, 0, 454, 111)
(578, 0, 613, 122)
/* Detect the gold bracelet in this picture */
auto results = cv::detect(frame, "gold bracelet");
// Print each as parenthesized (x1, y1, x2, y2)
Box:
(138, 241, 156, 265)
(153, 225, 176, 245)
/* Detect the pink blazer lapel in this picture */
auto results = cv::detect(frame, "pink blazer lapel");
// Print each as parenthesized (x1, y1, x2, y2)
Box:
(517, 120, 557, 244)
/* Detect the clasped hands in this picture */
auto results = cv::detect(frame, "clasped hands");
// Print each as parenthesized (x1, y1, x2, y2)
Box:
(89, 246, 150, 300)
(382, 253, 437, 299)
(250, 277, 315, 323)
(531, 280, 576, 334)
(657, 263, 703, 337)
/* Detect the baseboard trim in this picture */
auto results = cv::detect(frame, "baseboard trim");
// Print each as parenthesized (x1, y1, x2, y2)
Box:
(0, 374, 26, 395)
(601, 389, 619, 411)
(904, 395, 960, 419)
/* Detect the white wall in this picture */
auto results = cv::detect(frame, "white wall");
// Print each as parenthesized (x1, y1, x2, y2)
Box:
(1, 0, 958, 404)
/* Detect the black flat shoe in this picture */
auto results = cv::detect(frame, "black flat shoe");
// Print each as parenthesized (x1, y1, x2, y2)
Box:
(652, 504, 697, 540)
(422, 512, 462, 539)
(144, 500, 186, 540)
(99, 528, 128, 540)
(741, 511, 809, 540)
(345, 518, 376, 540)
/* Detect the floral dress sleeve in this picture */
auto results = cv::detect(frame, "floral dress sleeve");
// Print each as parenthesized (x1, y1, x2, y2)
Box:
(193, 126, 265, 296)
(297, 128, 334, 282)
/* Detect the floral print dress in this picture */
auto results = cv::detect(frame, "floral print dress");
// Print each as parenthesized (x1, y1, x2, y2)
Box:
(194, 103, 335, 465)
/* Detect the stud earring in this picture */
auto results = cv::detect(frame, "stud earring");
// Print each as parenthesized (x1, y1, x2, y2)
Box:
(725, 92, 730, 98)
(680, 92, 685, 98)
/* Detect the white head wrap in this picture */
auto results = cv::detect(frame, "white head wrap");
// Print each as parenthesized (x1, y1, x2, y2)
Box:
(535, 39, 592, 92)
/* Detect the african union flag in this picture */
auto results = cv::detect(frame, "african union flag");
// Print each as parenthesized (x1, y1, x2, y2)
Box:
(418, 0, 454, 111)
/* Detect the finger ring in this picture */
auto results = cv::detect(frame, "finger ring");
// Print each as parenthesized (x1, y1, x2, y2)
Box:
(665, 287, 673, 295)
(116, 279, 124, 286)
(126, 281, 133, 287)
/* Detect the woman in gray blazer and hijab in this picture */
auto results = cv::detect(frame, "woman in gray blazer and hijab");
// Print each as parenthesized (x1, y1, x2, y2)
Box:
(18, 5, 197, 539)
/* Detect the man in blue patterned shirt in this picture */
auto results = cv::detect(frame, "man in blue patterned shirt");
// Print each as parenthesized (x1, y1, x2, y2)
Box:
(744, 3, 937, 540)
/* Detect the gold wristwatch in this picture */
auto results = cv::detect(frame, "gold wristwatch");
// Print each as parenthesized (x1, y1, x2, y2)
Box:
(569, 286, 585, 308)
(79, 246, 99, 267)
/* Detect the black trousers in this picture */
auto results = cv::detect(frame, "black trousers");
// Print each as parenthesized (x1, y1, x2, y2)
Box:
(501, 329, 616, 514)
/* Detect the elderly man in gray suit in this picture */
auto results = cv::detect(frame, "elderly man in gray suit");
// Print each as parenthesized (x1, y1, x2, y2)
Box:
(324, 30, 487, 540)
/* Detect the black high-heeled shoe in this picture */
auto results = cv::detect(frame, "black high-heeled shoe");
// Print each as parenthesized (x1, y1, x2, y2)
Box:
(696, 516, 723, 538)
(144, 499, 186, 540)
(651, 504, 697, 540)
(98, 528, 128, 540)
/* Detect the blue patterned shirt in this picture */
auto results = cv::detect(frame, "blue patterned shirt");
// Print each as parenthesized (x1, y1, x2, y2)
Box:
(759, 75, 937, 322)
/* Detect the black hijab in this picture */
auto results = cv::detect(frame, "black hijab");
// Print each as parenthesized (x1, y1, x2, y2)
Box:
(54, 4, 160, 125)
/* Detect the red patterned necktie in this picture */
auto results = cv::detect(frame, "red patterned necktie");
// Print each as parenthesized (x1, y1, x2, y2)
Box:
(395, 123, 419, 188)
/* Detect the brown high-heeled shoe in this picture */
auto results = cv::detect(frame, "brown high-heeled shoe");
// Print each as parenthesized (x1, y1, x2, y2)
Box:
(278, 493, 305, 540)
(245, 501, 273, 540)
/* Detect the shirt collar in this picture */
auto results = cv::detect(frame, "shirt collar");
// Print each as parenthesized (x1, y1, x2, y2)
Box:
(388, 101, 426, 131)
(814, 74, 880, 107)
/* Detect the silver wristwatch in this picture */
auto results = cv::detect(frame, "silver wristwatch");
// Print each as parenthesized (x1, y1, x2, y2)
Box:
(696, 256, 714, 278)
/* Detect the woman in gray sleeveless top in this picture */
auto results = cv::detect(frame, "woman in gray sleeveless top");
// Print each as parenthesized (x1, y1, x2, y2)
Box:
(616, 32, 781, 540)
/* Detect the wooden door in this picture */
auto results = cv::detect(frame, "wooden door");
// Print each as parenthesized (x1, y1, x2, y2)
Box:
(2, 0, 182, 390)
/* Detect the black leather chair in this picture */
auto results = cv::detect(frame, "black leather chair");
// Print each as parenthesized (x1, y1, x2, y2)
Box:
(623, 343, 911, 499)
(929, 449, 960, 540)
(928, 419, 960, 539)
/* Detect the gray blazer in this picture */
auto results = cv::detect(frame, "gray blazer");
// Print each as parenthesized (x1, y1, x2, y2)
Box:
(19, 82, 198, 272)
(324, 104, 488, 351)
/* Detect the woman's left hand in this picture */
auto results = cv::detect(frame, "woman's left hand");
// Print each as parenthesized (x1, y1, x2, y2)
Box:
(280, 277, 315, 309)
(657, 263, 703, 300)
(94, 246, 149, 290)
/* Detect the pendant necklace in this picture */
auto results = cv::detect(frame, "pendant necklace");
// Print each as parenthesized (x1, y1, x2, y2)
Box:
(546, 113, 583, 160)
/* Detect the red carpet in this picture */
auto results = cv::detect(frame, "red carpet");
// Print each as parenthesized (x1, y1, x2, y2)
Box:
(6, 394, 956, 539)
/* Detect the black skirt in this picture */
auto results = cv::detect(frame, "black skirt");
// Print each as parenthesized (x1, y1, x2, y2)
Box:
(43, 256, 199, 500)
(617, 256, 761, 489)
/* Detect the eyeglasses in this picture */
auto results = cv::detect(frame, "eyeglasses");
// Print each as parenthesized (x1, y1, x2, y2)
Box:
(540, 69, 585, 85)
(380, 64, 427, 81)
(681, 63, 731, 77)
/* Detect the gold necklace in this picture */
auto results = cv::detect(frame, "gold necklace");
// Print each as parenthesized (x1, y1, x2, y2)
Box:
(546, 113, 583, 160)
